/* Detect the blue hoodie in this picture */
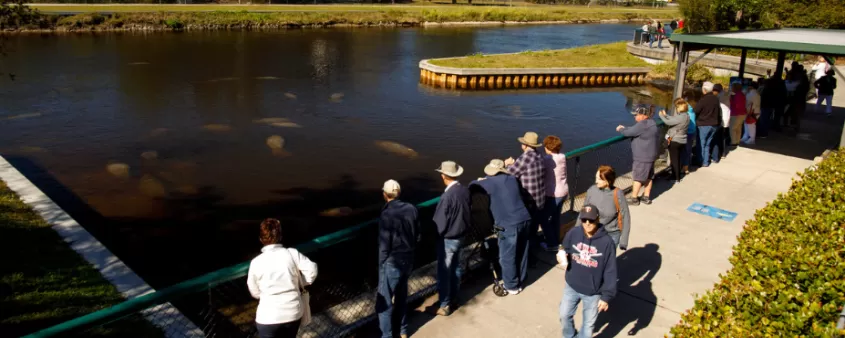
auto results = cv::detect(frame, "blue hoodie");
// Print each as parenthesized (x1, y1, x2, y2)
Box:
(562, 225, 618, 302)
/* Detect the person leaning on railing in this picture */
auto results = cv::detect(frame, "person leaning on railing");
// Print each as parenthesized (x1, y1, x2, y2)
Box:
(247, 218, 318, 338)
(616, 107, 659, 206)
(541, 135, 569, 252)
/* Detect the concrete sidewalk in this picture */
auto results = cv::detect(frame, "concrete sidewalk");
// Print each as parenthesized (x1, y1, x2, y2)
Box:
(403, 146, 815, 337)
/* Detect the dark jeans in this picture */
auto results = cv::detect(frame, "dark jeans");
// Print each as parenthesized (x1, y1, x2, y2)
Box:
(498, 220, 530, 290)
(527, 203, 544, 247)
(759, 107, 773, 137)
(437, 237, 463, 309)
(668, 141, 685, 181)
(256, 319, 301, 338)
(698, 126, 719, 166)
(682, 132, 697, 167)
(542, 197, 565, 247)
(377, 256, 412, 338)
(772, 106, 785, 130)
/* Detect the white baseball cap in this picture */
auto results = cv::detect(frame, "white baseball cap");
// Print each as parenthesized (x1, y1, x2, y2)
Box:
(382, 179, 401, 194)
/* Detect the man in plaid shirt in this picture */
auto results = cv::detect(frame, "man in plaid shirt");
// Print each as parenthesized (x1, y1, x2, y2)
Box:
(505, 132, 546, 246)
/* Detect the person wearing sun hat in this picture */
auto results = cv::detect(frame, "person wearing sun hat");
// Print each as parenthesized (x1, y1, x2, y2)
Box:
(431, 161, 470, 316)
(471, 159, 532, 295)
(376, 179, 419, 338)
(505, 131, 546, 247)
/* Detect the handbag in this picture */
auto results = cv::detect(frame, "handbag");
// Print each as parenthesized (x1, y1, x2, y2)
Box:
(287, 249, 312, 326)
(613, 189, 623, 231)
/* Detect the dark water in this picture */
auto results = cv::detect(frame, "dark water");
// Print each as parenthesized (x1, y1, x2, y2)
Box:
(0, 24, 670, 286)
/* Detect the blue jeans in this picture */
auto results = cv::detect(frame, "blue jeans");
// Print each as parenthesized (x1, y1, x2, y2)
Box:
(498, 220, 530, 290)
(560, 285, 601, 338)
(698, 126, 719, 166)
(377, 256, 412, 338)
(542, 197, 566, 247)
(437, 237, 463, 308)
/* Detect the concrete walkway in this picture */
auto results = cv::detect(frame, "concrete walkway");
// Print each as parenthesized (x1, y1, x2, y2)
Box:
(400, 100, 845, 337)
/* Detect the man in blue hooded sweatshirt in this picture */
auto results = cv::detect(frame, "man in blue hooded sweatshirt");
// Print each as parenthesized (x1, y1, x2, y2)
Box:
(557, 204, 618, 338)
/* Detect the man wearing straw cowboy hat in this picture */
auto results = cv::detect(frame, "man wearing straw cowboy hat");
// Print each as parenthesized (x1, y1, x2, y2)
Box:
(505, 131, 546, 248)
(431, 161, 471, 316)
(471, 159, 532, 295)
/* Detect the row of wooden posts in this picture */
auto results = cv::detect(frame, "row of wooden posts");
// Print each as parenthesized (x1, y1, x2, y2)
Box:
(419, 69, 647, 90)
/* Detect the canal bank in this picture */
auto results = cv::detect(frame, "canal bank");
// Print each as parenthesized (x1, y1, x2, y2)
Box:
(6, 4, 675, 32)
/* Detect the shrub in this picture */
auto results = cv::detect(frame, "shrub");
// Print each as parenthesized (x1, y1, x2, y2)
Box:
(670, 150, 845, 336)
(647, 62, 713, 84)
(163, 18, 183, 30)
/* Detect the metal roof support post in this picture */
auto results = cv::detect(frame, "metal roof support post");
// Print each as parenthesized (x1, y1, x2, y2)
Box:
(775, 51, 787, 79)
(738, 48, 748, 79)
(672, 42, 687, 102)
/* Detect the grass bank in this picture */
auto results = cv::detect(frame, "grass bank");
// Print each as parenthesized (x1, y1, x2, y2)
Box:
(0, 180, 161, 337)
(7, 4, 677, 31)
(428, 41, 649, 68)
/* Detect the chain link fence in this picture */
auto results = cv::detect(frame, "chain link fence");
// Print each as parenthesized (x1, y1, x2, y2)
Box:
(36, 123, 670, 338)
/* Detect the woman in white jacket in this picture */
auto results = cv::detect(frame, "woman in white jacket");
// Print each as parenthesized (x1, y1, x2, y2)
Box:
(247, 218, 318, 338)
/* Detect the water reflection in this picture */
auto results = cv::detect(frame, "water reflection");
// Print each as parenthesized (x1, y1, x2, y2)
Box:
(0, 24, 662, 286)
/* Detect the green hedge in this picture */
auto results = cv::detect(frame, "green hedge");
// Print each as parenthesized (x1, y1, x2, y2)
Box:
(670, 150, 845, 336)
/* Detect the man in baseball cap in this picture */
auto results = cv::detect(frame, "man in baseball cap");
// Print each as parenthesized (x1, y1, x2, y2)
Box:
(376, 179, 419, 338)
(558, 204, 618, 338)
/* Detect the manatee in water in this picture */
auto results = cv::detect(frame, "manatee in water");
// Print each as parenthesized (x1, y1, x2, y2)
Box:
(510, 106, 523, 118)
(253, 117, 290, 124)
(374, 140, 419, 159)
(206, 77, 238, 83)
(202, 124, 232, 132)
(106, 163, 130, 178)
(4, 113, 41, 120)
(266, 135, 290, 156)
(284, 93, 298, 99)
(254, 76, 280, 80)
(330, 92, 345, 102)
(271, 122, 302, 128)
(141, 151, 158, 160)
(139, 174, 167, 198)
(128, 62, 150, 66)
(319, 207, 354, 217)
(150, 128, 169, 137)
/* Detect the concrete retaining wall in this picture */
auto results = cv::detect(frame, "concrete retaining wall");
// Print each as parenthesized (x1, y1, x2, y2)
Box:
(418, 59, 650, 90)
(627, 42, 778, 77)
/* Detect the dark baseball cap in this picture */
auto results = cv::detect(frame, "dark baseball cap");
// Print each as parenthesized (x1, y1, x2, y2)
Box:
(713, 83, 724, 93)
(579, 204, 599, 222)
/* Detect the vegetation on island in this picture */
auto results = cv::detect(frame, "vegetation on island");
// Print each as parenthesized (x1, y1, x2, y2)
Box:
(428, 41, 650, 69)
(671, 150, 845, 336)
(0, 180, 161, 337)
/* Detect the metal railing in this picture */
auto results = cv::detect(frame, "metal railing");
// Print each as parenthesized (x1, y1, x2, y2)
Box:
(25, 125, 667, 338)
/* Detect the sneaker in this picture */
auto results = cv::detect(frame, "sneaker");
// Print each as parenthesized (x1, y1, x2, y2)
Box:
(505, 288, 522, 295)
(626, 196, 640, 206)
(641, 196, 652, 205)
(435, 306, 451, 316)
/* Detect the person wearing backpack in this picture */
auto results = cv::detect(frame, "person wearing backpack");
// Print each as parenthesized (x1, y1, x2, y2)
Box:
(573, 166, 630, 250)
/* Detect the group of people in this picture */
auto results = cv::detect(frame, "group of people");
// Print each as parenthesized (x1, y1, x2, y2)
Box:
(641, 18, 683, 49)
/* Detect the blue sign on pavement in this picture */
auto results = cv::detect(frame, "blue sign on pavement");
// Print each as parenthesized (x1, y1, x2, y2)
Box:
(687, 203, 738, 222)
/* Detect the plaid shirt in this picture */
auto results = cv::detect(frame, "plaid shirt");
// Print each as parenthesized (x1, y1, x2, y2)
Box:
(508, 148, 546, 209)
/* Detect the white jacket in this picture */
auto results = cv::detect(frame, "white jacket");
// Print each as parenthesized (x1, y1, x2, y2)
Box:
(247, 245, 318, 324)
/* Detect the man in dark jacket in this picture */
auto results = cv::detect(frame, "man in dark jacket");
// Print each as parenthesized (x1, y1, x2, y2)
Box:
(616, 107, 659, 205)
(376, 179, 419, 338)
(695, 81, 722, 167)
(471, 159, 532, 295)
(760, 76, 787, 137)
(432, 161, 471, 316)
(557, 204, 618, 338)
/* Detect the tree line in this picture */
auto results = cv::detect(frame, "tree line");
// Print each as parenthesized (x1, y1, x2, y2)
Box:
(679, 0, 845, 32)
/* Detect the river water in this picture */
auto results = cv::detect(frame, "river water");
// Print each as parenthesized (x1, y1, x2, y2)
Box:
(0, 24, 670, 286)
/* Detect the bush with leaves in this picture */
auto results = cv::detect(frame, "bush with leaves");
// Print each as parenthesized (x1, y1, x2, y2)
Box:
(670, 150, 845, 336)
(648, 62, 713, 84)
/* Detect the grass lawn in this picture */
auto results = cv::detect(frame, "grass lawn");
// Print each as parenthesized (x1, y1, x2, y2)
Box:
(0, 181, 161, 337)
(428, 41, 651, 68)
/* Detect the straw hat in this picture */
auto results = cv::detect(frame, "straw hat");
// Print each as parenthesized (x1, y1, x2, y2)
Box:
(484, 159, 508, 176)
(436, 161, 464, 178)
(518, 132, 542, 148)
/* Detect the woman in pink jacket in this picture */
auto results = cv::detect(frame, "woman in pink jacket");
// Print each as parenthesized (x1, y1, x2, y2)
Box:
(729, 83, 747, 147)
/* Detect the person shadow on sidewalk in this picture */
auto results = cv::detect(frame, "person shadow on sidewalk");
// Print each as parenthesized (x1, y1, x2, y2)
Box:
(594, 243, 662, 337)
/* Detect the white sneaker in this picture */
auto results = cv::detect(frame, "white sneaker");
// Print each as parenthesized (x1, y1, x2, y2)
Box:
(505, 288, 523, 295)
